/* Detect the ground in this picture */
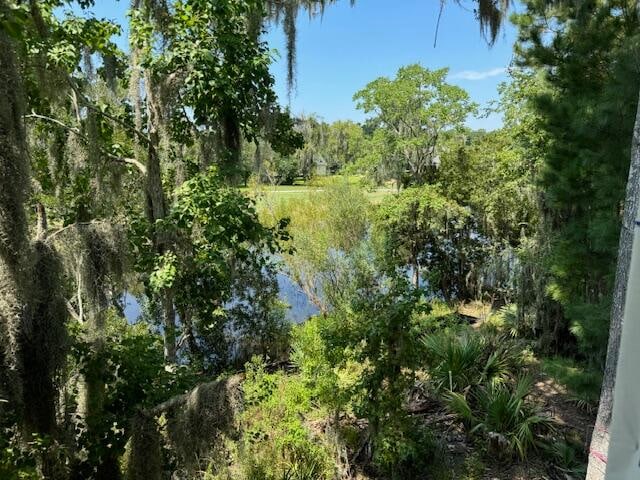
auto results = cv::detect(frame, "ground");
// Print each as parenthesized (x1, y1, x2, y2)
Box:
(304, 369, 595, 480)
(418, 373, 595, 480)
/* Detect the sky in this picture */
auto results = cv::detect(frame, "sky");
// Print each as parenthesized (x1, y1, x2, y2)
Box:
(64, 0, 519, 131)
(266, 0, 519, 130)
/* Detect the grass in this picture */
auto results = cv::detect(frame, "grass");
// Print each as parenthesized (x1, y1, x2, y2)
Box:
(540, 356, 602, 409)
(241, 175, 394, 205)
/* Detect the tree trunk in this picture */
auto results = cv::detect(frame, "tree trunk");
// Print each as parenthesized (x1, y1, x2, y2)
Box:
(145, 112, 177, 364)
(179, 306, 203, 360)
(0, 25, 68, 479)
(585, 87, 640, 480)
(162, 290, 177, 364)
(0, 25, 29, 420)
(412, 258, 420, 288)
(129, 38, 177, 364)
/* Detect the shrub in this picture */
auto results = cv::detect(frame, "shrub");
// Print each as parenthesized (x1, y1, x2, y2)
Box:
(372, 418, 437, 480)
(290, 316, 340, 409)
(422, 329, 524, 393)
(412, 300, 462, 334)
(422, 331, 486, 392)
(446, 376, 553, 459)
(544, 437, 587, 477)
(240, 358, 335, 480)
(482, 304, 520, 338)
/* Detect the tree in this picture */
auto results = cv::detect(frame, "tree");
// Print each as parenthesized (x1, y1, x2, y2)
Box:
(325, 120, 365, 173)
(510, 4, 639, 477)
(476, 1, 639, 477)
(1, 0, 304, 476)
(127, 0, 300, 364)
(147, 167, 288, 370)
(353, 64, 476, 186)
(1, 1, 125, 476)
(318, 265, 430, 479)
(373, 185, 481, 297)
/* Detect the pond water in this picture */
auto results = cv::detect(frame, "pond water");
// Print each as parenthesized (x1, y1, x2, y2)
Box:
(123, 272, 319, 324)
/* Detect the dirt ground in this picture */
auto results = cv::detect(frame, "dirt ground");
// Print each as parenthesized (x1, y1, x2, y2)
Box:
(406, 374, 596, 480)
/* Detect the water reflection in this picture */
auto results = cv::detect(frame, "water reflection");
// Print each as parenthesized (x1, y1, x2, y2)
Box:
(123, 271, 319, 324)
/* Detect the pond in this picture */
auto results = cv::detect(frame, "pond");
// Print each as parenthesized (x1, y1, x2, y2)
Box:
(123, 271, 319, 324)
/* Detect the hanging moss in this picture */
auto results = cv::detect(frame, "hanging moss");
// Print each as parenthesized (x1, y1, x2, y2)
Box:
(475, 0, 510, 45)
(265, 0, 345, 95)
(125, 414, 163, 480)
(0, 19, 29, 418)
(164, 375, 243, 473)
(283, 0, 298, 95)
(0, 20, 70, 478)
(20, 241, 67, 436)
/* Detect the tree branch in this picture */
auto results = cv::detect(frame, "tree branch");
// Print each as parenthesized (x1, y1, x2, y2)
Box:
(66, 76, 152, 145)
(143, 373, 244, 417)
(25, 111, 147, 174)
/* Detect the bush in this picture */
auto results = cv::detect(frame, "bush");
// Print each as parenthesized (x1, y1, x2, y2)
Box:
(422, 331, 486, 392)
(543, 436, 587, 478)
(412, 300, 462, 334)
(290, 317, 342, 410)
(422, 328, 551, 460)
(482, 304, 520, 338)
(240, 358, 335, 480)
(372, 418, 437, 480)
(446, 376, 553, 459)
(422, 329, 524, 393)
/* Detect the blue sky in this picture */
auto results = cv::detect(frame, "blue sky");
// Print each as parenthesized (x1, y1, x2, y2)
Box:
(65, 0, 518, 130)
(266, 0, 519, 130)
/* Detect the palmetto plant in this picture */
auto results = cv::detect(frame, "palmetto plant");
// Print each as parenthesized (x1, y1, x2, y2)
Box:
(447, 376, 553, 459)
(422, 331, 486, 392)
(421, 330, 524, 392)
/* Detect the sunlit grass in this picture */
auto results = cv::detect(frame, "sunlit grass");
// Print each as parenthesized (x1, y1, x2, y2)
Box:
(540, 356, 602, 409)
(240, 175, 394, 206)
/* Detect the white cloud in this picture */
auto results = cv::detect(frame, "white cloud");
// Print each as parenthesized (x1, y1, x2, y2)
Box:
(449, 67, 507, 81)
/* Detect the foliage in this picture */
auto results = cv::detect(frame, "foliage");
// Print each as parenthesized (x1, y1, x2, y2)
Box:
(422, 329, 525, 393)
(0, 426, 40, 480)
(421, 326, 551, 460)
(482, 304, 520, 338)
(411, 300, 462, 333)
(147, 167, 290, 369)
(437, 129, 538, 246)
(446, 376, 553, 460)
(373, 185, 481, 298)
(240, 358, 335, 480)
(354, 64, 476, 186)
(543, 436, 587, 478)
(321, 271, 432, 461)
(324, 120, 365, 173)
(513, 0, 640, 364)
(2, 0, 637, 476)
(67, 312, 199, 475)
(290, 317, 342, 412)
(247, 116, 366, 183)
(372, 418, 436, 480)
(290, 264, 440, 477)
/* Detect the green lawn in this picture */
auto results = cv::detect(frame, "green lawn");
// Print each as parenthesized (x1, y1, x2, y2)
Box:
(240, 176, 395, 205)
